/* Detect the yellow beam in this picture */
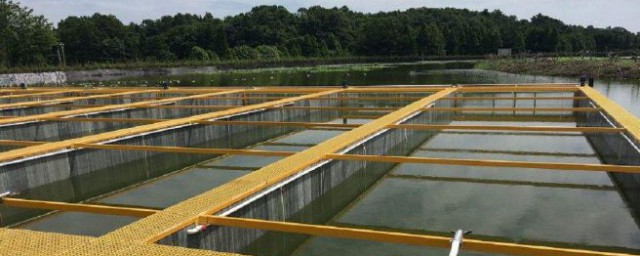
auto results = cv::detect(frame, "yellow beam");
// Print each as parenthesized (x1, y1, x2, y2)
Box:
(351, 83, 578, 88)
(63, 104, 233, 110)
(0, 89, 159, 110)
(43, 117, 164, 124)
(44, 87, 327, 94)
(327, 154, 640, 174)
(65, 104, 398, 112)
(1, 197, 157, 218)
(388, 124, 624, 133)
(452, 115, 576, 122)
(341, 114, 384, 119)
(443, 96, 588, 101)
(426, 107, 600, 112)
(0, 88, 65, 94)
(204, 96, 421, 101)
(38, 118, 621, 133)
(0, 89, 343, 163)
(580, 86, 640, 142)
(121, 95, 586, 102)
(0, 140, 44, 147)
(0, 228, 95, 256)
(279, 106, 395, 111)
(199, 120, 361, 129)
(0, 89, 83, 100)
(199, 216, 633, 256)
(347, 85, 578, 93)
(38, 117, 361, 129)
(344, 87, 443, 93)
(0, 89, 246, 126)
(457, 86, 579, 92)
(75, 143, 295, 157)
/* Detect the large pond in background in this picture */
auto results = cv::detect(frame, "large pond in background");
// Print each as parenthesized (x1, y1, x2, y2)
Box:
(70, 61, 640, 117)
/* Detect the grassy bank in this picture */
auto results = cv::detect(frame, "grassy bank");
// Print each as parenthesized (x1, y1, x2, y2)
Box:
(475, 58, 640, 80)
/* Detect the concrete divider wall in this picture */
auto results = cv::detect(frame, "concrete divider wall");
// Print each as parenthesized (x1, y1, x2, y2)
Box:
(161, 99, 454, 255)
(577, 97, 640, 223)
(0, 96, 340, 226)
(0, 72, 67, 86)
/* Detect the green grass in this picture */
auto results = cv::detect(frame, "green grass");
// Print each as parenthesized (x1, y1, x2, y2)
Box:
(475, 58, 640, 79)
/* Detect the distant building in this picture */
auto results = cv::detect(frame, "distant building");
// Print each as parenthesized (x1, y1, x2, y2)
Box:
(498, 48, 512, 56)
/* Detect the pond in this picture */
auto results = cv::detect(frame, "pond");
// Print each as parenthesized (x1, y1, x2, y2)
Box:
(71, 61, 640, 117)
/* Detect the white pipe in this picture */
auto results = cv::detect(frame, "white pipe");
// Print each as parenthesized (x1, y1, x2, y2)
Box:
(449, 229, 471, 256)
(0, 191, 12, 198)
(186, 224, 207, 235)
(448, 230, 464, 256)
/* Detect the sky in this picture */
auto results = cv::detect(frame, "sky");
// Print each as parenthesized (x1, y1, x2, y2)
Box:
(19, 0, 640, 32)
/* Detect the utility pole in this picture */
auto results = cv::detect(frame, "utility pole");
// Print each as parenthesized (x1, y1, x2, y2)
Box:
(56, 46, 62, 67)
(56, 43, 66, 67)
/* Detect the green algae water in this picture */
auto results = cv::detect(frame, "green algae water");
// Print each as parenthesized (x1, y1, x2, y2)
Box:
(70, 61, 640, 117)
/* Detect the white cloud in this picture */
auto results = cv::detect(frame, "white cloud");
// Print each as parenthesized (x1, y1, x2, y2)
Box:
(19, 0, 640, 32)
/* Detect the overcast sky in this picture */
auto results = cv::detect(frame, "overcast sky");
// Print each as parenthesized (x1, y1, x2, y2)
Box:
(20, 0, 640, 32)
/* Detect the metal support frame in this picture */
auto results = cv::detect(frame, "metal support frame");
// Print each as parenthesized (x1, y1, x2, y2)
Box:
(6, 116, 620, 133)
(0, 89, 161, 111)
(0, 89, 83, 100)
(388, 124, 624, 133)
(0, 89, 247, 126)
(5, 198, 630, 256)
(197, 216, 633, 256)
(1, 198, 157, 217)
(61, 104, 400, 112)
(326, 154, 640, 173)
(426, 107, 601, 112)
(75, 143, 294, 157)
(2, 84, 640, 256)
(58, 95, 588, 102)
(0, 89, 343, 164)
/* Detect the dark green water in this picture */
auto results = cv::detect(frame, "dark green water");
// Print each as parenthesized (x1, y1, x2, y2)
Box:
(73, 61, 639, 117)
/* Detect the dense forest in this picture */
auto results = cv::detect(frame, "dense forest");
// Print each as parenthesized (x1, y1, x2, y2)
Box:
(1, 0, 640, 68)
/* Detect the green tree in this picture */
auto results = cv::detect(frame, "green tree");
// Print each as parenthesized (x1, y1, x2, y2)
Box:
(300, 35, 320, 57)
(6, 2, 640, 67)
(416, 23, 446, 56)
(225, 6, 298, 47)
(227, 45, 259, 60)
(0, 0, 56, 67)
(57, 14, 137, 63)
(255, 45, 281, 59)
(189, 46, 210, 61)
(297, 6, 356, 54)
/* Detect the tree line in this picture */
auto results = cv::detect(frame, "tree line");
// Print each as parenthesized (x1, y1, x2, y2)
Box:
(1, 0, 640, 68)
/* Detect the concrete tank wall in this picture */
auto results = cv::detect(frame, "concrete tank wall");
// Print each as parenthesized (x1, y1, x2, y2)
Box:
(576, 96, 640, 224)
(0, 96, 340, 225)
(157, 99, 455, 255)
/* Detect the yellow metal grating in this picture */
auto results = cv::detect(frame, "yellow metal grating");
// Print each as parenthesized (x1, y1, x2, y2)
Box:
(0, 228, 94, 256)
(118, 243, 243, 256)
